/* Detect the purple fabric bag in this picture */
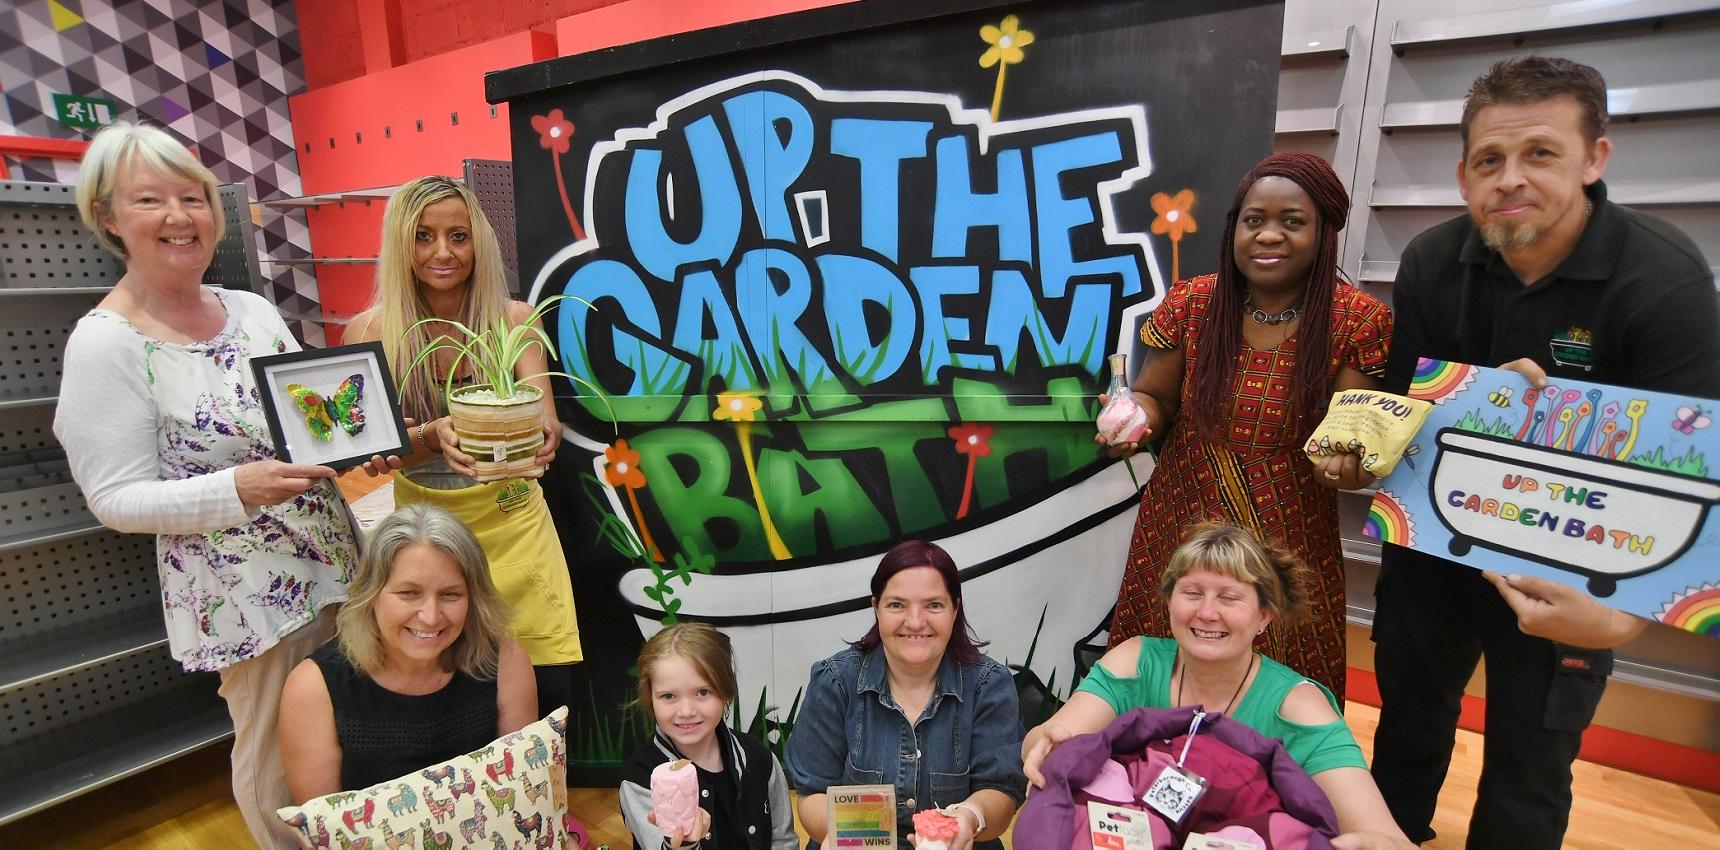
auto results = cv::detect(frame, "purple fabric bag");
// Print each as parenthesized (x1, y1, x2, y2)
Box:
(1014, 707, 1341, 849)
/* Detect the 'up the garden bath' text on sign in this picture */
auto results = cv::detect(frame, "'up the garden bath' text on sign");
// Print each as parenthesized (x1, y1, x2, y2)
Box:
(1368, 359, 1720, 638)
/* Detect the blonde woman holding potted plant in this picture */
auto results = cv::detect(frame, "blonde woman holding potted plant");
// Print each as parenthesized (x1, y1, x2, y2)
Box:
(347, 176, 580, 716)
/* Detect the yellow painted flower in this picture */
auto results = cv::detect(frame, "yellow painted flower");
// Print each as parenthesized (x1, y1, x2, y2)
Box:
(712, 391, 763, 423)
(979, 15, 1035, 68)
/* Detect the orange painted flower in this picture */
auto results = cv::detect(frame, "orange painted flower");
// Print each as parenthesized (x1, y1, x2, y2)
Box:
(603, 439, 646, 489)
(979, 15, 1035, 68)
(713, 391, 763, 423)
(948, 423, 994, 457)
(1151, 190, 1197, 241)
(531, 109, 575, 155)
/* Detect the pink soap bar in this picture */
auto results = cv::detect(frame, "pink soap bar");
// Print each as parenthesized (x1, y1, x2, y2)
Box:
(650, 759, 701, 838)
(912, 809, 961, 849)
(1096, 394, 1149, 445)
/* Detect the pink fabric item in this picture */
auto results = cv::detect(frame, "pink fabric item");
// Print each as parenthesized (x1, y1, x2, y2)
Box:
(1208, 824, 1267, 847)
(1263, 812, 1316, 850)
(1079, 758, 1136, 804)
(650, 759, 701, 838)
(912, 810, 961, 849)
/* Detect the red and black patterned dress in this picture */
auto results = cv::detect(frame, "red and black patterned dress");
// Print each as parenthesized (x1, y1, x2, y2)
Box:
(1109, 274, 1391, 698)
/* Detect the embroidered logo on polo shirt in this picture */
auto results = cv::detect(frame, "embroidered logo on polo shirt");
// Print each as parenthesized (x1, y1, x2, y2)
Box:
(1549, 326, 1594, 370)
(495, 479, 531, 513)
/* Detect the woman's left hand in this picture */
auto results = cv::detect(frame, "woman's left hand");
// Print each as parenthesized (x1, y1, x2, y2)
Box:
(1311, 450, 1374, 491)
(534, 419, 560, 468)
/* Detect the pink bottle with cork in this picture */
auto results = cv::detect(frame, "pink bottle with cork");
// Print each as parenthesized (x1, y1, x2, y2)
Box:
(1096, 352, 1149, 445)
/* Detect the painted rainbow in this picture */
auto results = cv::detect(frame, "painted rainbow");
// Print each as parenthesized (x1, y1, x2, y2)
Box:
(1410, 358, 1477, 404)
(1658, 583, 1720, 637)
(1364, 490, 1414, 546)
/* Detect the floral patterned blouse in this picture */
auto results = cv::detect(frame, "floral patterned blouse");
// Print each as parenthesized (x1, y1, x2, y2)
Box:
(54, 289, 358, 672)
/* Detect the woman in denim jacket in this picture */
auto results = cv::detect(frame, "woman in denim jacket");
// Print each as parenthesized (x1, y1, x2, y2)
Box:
(786, 540, 1027, 849)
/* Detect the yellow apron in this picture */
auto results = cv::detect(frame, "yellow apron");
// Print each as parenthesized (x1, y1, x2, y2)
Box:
(393, 472, 583, 665)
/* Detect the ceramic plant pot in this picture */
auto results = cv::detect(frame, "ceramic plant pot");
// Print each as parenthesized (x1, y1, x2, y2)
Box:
(447, 383, 545, 482)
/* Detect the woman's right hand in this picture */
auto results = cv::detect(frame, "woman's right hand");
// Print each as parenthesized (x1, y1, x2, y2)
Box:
(648, 808, 712, 848)
(1021, 721, 1075, 789)
(1092, 394, 1154, 459)
(234, 460, 337, 507)
(431, 417, 481, 478)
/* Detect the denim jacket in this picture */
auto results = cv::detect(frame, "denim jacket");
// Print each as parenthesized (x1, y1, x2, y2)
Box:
(785, 646, 1027, 850)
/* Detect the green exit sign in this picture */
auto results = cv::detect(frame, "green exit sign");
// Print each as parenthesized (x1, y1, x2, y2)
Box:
(52, 93, 117, 129)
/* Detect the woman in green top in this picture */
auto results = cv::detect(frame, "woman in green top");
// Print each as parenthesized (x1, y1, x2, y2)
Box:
(1022, 523, 1412, 850)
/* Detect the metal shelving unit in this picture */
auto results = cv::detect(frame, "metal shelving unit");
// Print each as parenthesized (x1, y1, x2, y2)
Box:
(0, 179, 261, 825)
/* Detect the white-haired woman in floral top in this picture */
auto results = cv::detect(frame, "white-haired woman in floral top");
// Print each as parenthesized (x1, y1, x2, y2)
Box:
(53, 121, 360, 850)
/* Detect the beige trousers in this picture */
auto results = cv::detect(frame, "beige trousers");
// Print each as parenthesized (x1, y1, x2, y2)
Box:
(217, 606, 337, 850)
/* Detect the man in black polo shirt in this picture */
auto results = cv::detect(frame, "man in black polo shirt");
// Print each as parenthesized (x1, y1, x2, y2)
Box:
(1370, 56, 1720, 849)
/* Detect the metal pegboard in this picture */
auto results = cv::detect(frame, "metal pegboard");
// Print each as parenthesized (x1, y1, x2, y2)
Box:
(0, 290, 104, 405)
(0, 482, 93, 547)
(0, 531, 156, 644)
(0, 182, 123, 290)
(464, 158, 522, 296)
(0, 404, 59, 461)
(201, 183, 264, 294)
(0, 647, 214, 751)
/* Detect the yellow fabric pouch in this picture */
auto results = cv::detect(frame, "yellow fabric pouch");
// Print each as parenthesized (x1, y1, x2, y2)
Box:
(1305, 389, 1433, 477)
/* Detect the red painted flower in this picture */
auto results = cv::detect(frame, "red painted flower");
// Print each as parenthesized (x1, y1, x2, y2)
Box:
(532, 109, 575, 155)
(948, 423, 994, 457)
(604, 439, 646, 489)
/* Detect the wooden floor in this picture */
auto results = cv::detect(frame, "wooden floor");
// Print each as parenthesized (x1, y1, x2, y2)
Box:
(2, 702, 1714, 849)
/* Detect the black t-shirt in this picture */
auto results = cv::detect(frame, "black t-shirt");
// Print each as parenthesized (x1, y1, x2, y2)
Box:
(1382, 180, 1719, 398)
(310, 641, 499, 792)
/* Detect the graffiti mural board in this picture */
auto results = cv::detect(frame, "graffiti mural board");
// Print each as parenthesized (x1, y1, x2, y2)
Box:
(1367, 359, 1720, 639)
(488, 0, 1284, 775)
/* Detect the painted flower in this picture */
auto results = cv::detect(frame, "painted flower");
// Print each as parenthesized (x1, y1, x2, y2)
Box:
(1151, 190, 1197, 241)
(948, 423, 994, 457)
(604, 439, 646, 489)
(532, 109, 575, 155)
(979, 15, 1035, 68)
(713, 391, 763, 423)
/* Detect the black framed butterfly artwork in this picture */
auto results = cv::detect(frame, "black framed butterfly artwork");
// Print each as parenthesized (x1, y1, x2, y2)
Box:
(251, 341, 410, 470)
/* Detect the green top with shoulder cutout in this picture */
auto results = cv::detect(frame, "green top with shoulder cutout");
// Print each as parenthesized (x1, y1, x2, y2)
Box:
(1075, 637, 1367, 775)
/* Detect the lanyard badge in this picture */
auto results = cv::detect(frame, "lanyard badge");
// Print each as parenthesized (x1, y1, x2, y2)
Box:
(1143, 710, 1210, 824)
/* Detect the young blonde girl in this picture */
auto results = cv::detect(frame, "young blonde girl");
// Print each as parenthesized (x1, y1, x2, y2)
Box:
(620, 623, 798, 849)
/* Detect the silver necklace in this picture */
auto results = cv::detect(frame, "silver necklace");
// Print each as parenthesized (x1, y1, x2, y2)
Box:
(1244, 292, 1301, 325)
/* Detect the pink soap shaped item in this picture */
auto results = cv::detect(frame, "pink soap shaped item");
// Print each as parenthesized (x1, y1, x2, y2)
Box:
(911, 809, 961, 849)
(1097, 353, 1149, 445)
(650, 759, 702, 838)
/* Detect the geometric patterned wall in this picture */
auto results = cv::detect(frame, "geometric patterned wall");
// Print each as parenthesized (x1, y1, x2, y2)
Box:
(0, 0, 327, 345)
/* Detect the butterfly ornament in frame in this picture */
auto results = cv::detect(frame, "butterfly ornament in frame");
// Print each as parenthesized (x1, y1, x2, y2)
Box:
(251, 342, 410, 470)
(288, 374, 367, 441)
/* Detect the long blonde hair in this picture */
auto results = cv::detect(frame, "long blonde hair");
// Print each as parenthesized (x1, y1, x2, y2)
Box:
(337, 504, 511, 679)
(363, 176, 512, 420)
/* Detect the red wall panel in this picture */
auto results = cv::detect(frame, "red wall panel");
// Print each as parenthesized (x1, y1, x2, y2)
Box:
(288, 30, 556, 194)
(297, 0, 365, 89)
(554, 0, 859, 56)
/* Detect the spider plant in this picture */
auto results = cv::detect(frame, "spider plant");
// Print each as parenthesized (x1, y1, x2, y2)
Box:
(402, 294, 608, 411)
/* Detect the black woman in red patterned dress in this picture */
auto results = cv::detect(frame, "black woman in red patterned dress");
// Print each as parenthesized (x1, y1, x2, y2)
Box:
(1100, 153, 1391, 698)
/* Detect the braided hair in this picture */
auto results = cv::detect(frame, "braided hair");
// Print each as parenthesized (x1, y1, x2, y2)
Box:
(1187, 152, 1351, 443)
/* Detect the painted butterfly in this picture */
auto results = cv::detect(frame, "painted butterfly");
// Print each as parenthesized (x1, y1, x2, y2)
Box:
(287, 375, 366, 441)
